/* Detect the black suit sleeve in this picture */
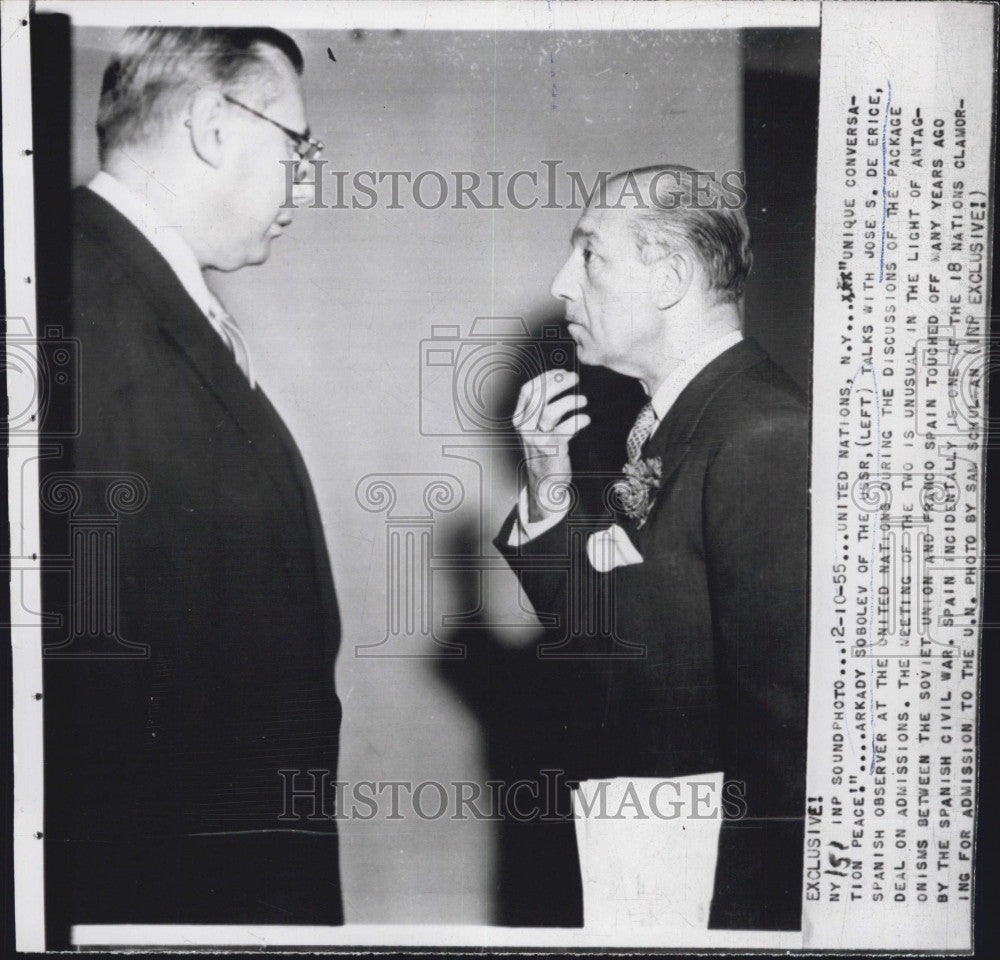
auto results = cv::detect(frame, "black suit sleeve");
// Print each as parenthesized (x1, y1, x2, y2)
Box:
(494, 507, 575, 623)
(703, 407, 809, 929)
(494, 505, 629, 660)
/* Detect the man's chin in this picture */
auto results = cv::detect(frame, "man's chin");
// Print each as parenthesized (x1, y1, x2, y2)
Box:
(568, 335, 596, 365)
(209, 246, 271, 272)
(570, 342, 604, 368)
(240, 245, 273, 269)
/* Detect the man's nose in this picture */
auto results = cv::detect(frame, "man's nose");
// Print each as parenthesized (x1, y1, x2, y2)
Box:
(550, 256, 575, 301)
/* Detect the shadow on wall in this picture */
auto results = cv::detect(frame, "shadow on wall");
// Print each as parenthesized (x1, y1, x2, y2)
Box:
(432, 309, 644, 926)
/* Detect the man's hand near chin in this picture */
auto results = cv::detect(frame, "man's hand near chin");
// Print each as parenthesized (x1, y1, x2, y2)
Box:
(512, 368, 590, 527)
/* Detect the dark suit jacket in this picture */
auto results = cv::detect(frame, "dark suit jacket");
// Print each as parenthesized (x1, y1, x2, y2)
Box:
(40, 187, 343, 938)
(496, 339, 809, 930)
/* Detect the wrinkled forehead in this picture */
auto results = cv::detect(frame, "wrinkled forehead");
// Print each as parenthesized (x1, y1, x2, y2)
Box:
(571, 199, 641, 248)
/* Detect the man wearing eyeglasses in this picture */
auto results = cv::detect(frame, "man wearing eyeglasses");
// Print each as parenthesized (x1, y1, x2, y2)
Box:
(41, 27, 342, 946)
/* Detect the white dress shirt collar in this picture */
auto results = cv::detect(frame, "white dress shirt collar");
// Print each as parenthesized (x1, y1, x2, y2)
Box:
(648, 329, 744, 423)
(86, 171, 227, 336)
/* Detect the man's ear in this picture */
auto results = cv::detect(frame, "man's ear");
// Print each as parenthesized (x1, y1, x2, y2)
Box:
(187, 89, 226, 169)
(652, 248, 695, 310)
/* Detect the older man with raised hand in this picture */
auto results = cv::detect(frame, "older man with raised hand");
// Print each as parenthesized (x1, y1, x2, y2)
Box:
(496, 165, 810, 930)
(41, 27, 342, 946)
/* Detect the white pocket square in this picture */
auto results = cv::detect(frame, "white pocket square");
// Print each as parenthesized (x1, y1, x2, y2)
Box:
(586, 524, 644, 572)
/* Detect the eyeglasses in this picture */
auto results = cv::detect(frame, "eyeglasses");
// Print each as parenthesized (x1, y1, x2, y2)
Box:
(223, 93, 324, 166)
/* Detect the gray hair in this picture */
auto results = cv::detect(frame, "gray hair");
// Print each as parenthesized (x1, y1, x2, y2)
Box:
(612, 165, 752, 303)
(97, 27, 304, 162)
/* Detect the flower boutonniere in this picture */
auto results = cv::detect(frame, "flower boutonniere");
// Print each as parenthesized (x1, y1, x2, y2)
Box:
(612, 456, 663, 529)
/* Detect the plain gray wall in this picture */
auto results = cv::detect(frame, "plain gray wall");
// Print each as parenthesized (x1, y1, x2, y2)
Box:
(69, 26, 742, 923)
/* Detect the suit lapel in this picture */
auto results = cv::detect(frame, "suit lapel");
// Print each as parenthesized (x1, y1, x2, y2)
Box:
(645, 338, 768, 461)
(623, 339, 768, 535)
(73, 187, 304, 507)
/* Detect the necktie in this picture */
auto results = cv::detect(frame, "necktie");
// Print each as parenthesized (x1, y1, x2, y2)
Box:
(625, 401, 657, 463)
(208, 300, 256, 388)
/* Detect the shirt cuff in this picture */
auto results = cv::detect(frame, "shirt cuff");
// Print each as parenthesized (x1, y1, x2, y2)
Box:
(507, 486, 570, 547)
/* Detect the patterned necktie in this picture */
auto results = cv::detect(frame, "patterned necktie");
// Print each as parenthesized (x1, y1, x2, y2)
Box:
(208, 300, 256, 388)
(625, 401, 657, 463)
